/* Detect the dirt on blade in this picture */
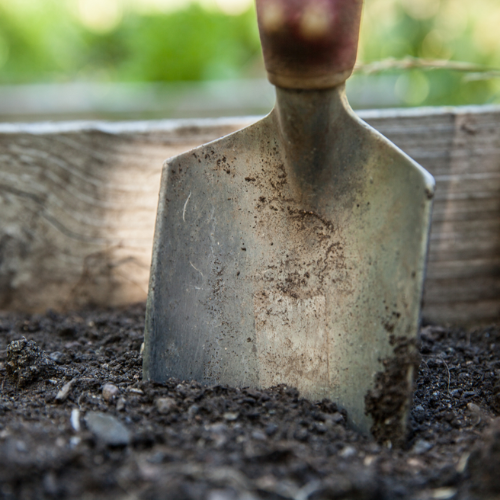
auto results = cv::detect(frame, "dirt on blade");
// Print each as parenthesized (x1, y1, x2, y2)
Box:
(365, 336, 421, 447)
(0, 304, 499, 500)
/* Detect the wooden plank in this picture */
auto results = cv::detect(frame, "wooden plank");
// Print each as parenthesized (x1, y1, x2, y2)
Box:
(430, 217, 500, 235)
(432, 197, 500, 222)
(427, 235, 500, 262)
(426, 258, 500, 280)
(422, 300, 500, 325)
(0, 119, 253, 312)
(424, 276, 500, 303)
(1, 107, 500, 325)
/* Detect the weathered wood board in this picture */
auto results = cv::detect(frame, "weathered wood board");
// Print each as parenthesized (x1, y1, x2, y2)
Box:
(1, 106, 499, 324)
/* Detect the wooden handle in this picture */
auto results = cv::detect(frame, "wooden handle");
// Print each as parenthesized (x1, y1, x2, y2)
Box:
(256, 0, 363, 89)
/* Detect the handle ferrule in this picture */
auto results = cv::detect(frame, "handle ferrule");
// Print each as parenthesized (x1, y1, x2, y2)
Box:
(256, 0, 363, 89)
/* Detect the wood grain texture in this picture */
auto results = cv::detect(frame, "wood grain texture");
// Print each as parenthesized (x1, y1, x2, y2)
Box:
(0, 119, 254, 312)
(1, 107, 499, 324)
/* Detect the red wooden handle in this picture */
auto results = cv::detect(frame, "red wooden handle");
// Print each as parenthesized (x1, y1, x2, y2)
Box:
(256, 0, 363, 89)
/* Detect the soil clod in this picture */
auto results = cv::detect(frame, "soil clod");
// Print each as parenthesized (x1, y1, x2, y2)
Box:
(6, 338, 59, 387)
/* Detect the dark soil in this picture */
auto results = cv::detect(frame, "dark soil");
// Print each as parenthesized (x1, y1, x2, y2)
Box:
(0, 304, 499, 500)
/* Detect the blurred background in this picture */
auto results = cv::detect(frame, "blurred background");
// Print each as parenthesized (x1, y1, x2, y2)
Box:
(0, 0, 499, 121)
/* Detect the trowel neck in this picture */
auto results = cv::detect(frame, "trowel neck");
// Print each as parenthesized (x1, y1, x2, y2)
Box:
(274, 85, 350, 202)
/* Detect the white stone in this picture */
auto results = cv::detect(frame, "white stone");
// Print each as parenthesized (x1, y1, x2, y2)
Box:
(102, 383, 119, 402)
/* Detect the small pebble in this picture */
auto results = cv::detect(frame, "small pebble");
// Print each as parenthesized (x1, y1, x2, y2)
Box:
(407, 457, 424, 468)
(431, 488, 457, 499)
(251, 430, 267, 441)
(295, 428, 308, 441)
(188, 404, 199, 417)
(223, 412, 239, 421)
(265, 424, 278, 436)
(339, 446, 357, 458)
(70, 408, 81, 432)
(56, 378, 77, 403)
(16, 440, 27, 453)
(43, 472, 58, 496)
(117, 398, 126, 411)
(331, 412, 344, 424)
(69, 436, 81, 448)
(128, 388, 144, 395)
(49, 351, 69, 365)
(147, 451, 167, 464)
(207, 423, 228, 434)
(155, 397, 177, 414)
(412, 439, 433, 455)
(207, 489, 237, 500)
(315, 422, 327, 434)
(467, 402, 481, 414)
(413, 405, 425, 423)
(176, 384, 187, 396)
(85, 412, 131, 447)
(456, 452, 470, 473)
(102, 383, 119, 402)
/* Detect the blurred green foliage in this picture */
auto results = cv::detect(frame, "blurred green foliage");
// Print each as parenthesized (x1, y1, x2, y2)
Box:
(112, 7, 260, 82)
(0, 1, 261, 83)
(358, 0, 500, 106)
(0, 0, 499, 107)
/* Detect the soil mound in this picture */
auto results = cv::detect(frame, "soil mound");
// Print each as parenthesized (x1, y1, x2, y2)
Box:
(0, 305, 499, 499)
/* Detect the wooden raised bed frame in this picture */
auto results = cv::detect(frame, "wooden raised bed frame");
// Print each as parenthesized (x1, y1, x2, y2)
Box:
(1, 105, 499, 325)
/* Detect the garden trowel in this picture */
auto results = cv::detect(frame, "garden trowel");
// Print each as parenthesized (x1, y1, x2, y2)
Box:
(144, 0, 434, 441)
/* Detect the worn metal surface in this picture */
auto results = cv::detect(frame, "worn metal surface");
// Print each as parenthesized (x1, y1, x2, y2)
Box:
(144, 85, 434, 434)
